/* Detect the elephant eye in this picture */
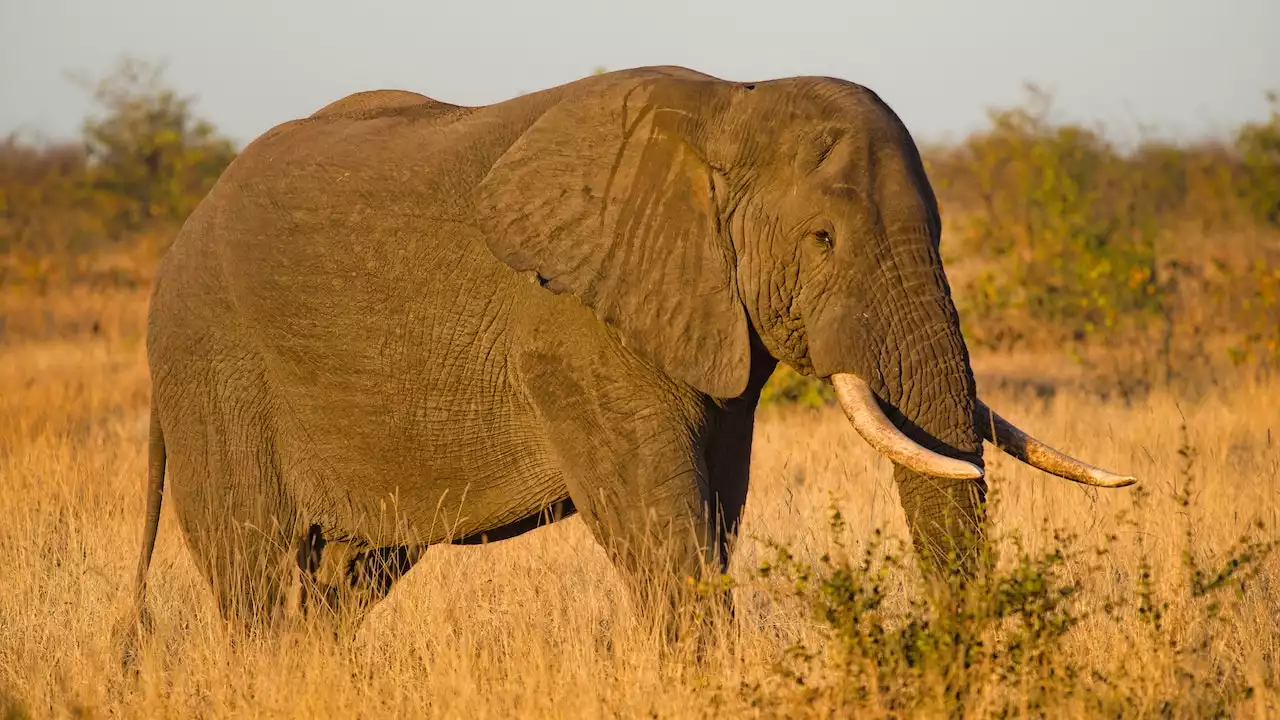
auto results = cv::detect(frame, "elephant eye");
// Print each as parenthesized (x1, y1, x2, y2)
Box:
(814, 229, 834, 250)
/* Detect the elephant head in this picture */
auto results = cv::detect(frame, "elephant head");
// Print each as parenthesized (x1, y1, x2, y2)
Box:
(476, 67, 1134, 573)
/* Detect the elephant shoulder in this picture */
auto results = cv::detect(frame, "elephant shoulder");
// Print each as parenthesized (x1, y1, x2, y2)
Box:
(308, 89, 454, 120)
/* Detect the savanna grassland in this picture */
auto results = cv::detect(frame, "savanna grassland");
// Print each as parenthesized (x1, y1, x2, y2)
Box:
(2, 60, 1279, 717)
(2, 285, 1279, 719)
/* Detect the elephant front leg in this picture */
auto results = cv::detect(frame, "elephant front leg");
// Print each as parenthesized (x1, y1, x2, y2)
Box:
(523, 353, 721, 634)
(559, 415, 717, 611)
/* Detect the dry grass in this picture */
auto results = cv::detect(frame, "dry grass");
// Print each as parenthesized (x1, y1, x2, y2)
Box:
(1, 289, 1278, 718)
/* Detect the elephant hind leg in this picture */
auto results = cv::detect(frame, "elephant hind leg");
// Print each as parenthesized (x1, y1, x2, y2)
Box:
(166, 491, 299, 630)
(292, 526, 424, 634)
(158, 351, 301, 632)
(201, 520, 299, 628)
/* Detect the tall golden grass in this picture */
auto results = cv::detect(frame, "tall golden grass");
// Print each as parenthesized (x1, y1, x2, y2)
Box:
(1, 289, 1276, 718)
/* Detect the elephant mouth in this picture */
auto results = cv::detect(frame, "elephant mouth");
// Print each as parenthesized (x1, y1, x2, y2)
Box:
(830, 373, 1137, 488)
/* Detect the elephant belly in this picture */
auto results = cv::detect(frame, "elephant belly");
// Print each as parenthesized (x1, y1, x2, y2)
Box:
(276, 389, 569, 548)
(262, 288, 569, 544)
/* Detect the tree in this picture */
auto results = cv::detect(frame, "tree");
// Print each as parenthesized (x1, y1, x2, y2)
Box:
(72, 56, 237, 233)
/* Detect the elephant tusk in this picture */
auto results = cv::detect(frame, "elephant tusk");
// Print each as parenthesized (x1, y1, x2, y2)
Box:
(831, 374, 985, 480)
(975, 399, 1137, 488)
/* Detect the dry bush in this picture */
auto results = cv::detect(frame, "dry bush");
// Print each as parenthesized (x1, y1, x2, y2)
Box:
(926, 87, 1280, 384)
(1, 290, 1277, 718)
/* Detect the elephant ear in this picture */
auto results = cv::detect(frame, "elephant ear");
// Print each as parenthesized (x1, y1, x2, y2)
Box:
(475, 78, 750, 398)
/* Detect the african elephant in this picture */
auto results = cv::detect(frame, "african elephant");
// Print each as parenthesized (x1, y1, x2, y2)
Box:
(126, 66, 1135, 635)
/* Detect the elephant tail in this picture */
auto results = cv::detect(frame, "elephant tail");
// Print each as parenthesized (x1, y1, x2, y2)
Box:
(116, 399, 167, 669)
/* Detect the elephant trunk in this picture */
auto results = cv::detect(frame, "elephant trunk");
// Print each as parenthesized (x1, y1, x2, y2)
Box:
(833, 366, 989, 573)
(872, 304, 988, 574)
(809, 231, 990, 575)
(825, 253, 1136, 574)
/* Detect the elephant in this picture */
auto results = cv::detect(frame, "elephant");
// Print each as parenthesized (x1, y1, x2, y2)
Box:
(125, 65, 1135, 638)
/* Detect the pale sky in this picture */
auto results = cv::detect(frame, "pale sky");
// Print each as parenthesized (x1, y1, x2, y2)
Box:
(1, 0, 1277, 147)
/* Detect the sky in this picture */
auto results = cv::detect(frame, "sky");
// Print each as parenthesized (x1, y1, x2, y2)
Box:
(1, 0, 1277, 148)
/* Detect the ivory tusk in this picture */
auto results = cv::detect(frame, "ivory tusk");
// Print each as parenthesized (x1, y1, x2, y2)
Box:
(975, 399, 1137, 488)
(832, 374, 985, 480)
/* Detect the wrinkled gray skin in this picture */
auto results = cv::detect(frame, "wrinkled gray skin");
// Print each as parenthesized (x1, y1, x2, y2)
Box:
(133, 66, 987, 630)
